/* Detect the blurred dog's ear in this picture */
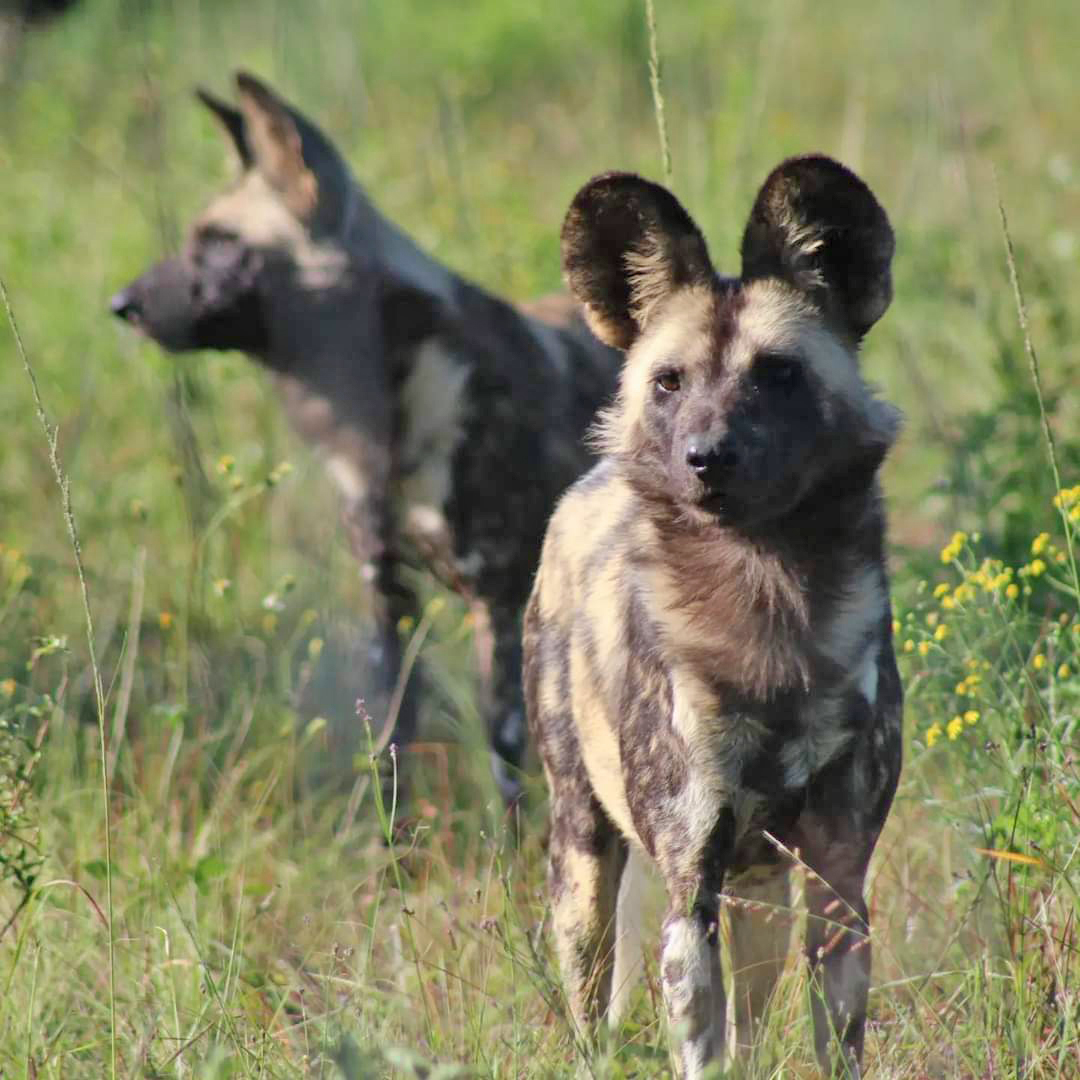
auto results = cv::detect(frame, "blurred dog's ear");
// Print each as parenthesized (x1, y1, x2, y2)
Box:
(232, 71, 353, 234)
(195, 87, 252, 169)
(561, 172, 714, 350)
(234, 72, 319, 221)
(740, 155, 894, 341)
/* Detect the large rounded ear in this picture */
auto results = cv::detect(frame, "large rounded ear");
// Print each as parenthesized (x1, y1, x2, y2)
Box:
(561, 173, 714, 350)
(195, 87, 252, 169)
(740, 155, 894, 340)
(233, 71, 352, 233)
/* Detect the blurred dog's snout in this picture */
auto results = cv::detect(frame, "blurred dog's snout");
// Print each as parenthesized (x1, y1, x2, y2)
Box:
(109, 288, 138, 321)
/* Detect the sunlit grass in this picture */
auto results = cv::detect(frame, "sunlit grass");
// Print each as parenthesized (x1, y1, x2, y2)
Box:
(1, 0, 1079, 1075)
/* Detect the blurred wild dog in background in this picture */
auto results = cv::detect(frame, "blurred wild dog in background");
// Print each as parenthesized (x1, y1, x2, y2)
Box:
(111, 72, 620, 807)
(525, 157, 902, 1076)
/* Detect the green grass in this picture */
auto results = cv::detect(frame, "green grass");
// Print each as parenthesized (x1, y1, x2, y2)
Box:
(1, 0, 1079, 1075)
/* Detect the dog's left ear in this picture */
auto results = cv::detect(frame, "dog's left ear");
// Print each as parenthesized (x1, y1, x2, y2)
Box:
(196, 88, 252, 169)
(740, 155, 894, 341)
(233, 72, 351, 233)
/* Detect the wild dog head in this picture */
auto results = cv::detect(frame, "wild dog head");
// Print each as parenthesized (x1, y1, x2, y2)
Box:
(110, 72, 361, 361)
(562, 156, 900, 531)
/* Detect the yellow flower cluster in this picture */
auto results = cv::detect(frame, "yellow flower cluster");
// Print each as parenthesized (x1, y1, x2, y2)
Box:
(954, 673, 981, 697)
(1051, 483, 1080, 522)
(925, 723, 942, 748)
(940, 531, 968, 564)
(0, 677, 15, 699)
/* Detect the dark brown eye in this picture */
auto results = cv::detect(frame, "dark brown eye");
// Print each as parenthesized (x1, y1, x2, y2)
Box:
(656, 370, 682, 394)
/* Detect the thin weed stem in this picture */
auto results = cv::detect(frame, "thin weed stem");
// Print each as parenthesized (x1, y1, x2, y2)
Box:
(997, 191, 1080, 603)
(1, 275, 118, 1080)
(644, 0, 673, 186)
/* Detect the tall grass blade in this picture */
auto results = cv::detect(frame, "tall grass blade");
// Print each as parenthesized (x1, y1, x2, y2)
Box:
(1, 275, 118, 1080)
(644, 0, 673, 185)
(997, 192, 1080, 601)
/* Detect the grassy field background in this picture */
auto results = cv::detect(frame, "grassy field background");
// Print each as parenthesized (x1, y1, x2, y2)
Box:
(1, 1, 1078, 1076)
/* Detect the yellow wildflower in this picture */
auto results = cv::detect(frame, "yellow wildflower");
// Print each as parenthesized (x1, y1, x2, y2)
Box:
(918, 641, 931, 657)
(934, 624, 949, 642)
(216, 454, 236, 475)
(941, 595, 956, 611)
(1028, 559, 1046, 577)
(947, 716, 964, 740)
(926, 612, 939, 628)
(159, 612, 174, 631)
(964, 710, 980, 725)
(1031, 532, 1050, 555)
(1005, 583, 1020, 600)
(955, 681, 968, 696)
(892, 618, 901, 635)
(308, 637, 324, 659)
(0, 677, 15, 699)
(1032, 653, 1046, 671)
(925, 723, 943, 748)
(1052, 484, 1080, 509)
(1058, 663, 1071, 679)
(903, 639, 915, 653)
(933, 583, 950, 599)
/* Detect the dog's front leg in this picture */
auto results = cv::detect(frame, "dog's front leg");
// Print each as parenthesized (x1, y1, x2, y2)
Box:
(659, 892, 725, 1078)
(797, 811, 876, 1079)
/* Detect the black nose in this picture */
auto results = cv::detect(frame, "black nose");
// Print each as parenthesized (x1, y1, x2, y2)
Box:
(109, 288, 139, 321)
(686, 440, 740, 477)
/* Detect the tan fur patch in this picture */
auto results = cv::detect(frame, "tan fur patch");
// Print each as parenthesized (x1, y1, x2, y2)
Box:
(197, 172, 348, 288)
(599, 286, 715, 457)
(397, 339, 469, 514)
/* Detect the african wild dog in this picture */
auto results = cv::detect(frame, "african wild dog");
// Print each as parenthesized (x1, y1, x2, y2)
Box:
(110, 72, 620, 806)
(524, 157, 903, 1076)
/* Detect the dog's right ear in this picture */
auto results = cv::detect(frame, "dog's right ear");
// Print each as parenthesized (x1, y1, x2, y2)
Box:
(561, 173, 714, 350)
(195, 87, 252, 169)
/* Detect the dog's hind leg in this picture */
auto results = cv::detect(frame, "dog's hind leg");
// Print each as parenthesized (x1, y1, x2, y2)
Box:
(727, 868, 792, 1061)
(608, 846, 646, 1030)
(486, 605, 529, 808)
